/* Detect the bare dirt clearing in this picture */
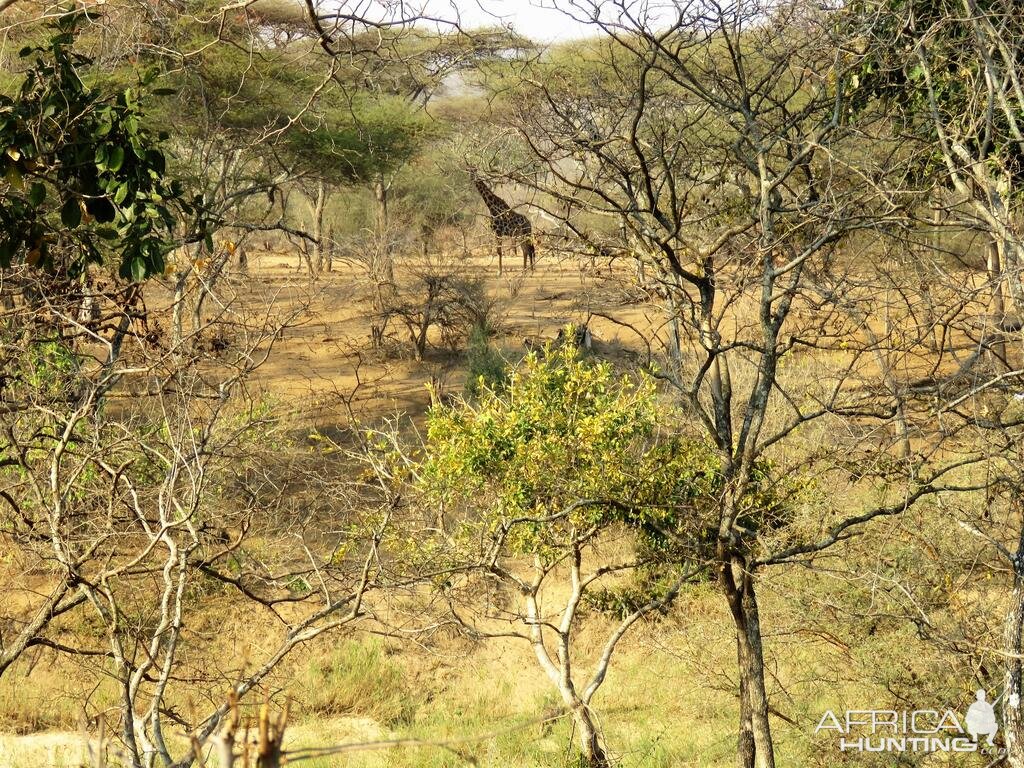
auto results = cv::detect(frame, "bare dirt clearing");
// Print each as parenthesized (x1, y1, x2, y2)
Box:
(208, 248, 659, 428)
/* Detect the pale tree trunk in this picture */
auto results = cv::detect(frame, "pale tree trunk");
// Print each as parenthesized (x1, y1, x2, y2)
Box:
(990, 238, 1006, 319)
(324, 224, 333, 273)
(372, 173, 394, 290)
(1004, 530, 1024, 768)
(306, 180, 327, 278)
(700, 308, 732, 442)
(998, 232, 1024, 317)
(988, 237, 1008, 362)
(171, 243, 200, 350)
(665, 274, 685, 375)
(527, 625, 611, 766)
(525, 551, 612, 768)
(571, 705, 610, 768)
(374, 174, 389, 234)
(963, 168, 1024, 317)
(193, 244, 229, 334)
(524, 543, 694, 768)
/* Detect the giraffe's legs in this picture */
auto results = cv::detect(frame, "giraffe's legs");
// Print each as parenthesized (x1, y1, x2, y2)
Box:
(496, 239, 503, 275)
(520, 239, 535, 272)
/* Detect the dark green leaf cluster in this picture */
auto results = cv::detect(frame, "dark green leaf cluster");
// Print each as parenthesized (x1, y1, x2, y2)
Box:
(849, 0, 1024, 184)
(0, 12, 195, 280)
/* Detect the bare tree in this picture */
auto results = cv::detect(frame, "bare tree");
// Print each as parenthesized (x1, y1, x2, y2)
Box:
(0, 266, 403, 768)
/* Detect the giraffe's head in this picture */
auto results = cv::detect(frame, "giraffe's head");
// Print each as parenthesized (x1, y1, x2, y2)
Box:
(468, 167, 488, 188)
(469, 168, 496, 198)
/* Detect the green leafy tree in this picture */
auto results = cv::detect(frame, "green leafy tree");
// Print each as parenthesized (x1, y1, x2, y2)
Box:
(282, 93, 436, 274)
(0, 12, 195, 280)
(413, 341, 726, 768)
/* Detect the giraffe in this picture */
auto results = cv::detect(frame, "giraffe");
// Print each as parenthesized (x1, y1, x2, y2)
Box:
(471, 172, 535, 274)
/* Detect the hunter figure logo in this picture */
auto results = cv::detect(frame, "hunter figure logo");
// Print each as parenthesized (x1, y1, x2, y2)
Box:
(965, 690, 998, 747)
(816, 688, 1002, 754)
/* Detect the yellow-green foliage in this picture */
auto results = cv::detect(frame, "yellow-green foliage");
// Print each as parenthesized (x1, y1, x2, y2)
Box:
(419, 340, 810, 572)
(424, 342, 654, 542)
(420, 341, 718, 559)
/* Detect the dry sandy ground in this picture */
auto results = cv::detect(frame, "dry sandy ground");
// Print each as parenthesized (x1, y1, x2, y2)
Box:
(221, 245, 973, 436)
(206, 246, 659, 428)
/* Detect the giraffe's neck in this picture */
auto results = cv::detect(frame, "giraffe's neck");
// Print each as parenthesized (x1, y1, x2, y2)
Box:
(474, 179, 511, 216)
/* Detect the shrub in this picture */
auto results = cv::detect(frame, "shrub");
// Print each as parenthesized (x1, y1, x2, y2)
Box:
(464, 323, 508, 397)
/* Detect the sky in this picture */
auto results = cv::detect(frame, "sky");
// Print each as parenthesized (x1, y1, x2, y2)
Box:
(420, 0, 636, 42)
(327, 0, 677, 45)
(438, 0, 596, 41)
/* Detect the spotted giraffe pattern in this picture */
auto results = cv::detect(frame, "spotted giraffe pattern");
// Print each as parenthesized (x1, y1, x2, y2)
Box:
(471, 174, 535, 273)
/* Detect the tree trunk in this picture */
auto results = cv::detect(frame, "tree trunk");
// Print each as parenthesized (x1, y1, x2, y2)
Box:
(998, 234, 1024, 317)
(372, 175, 395, 290)
(990, 238, 1006, 318)
(665, 275, 684, 375)
(737, 653, 756, 768)
(307, 180, 327, 278)
(742, 575, 774, 768)
(324, 224, 333, 273)
(171, 275, 184, 346)
(193, 245, 229, 333)
(988, 237, 1008, 363)
(722, 552, 775, 768)
(1005, 554, 1024, 768)
(374, 175, 389, 234)
(414, 312, 429, 361)
(572, 705, 611, 768)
